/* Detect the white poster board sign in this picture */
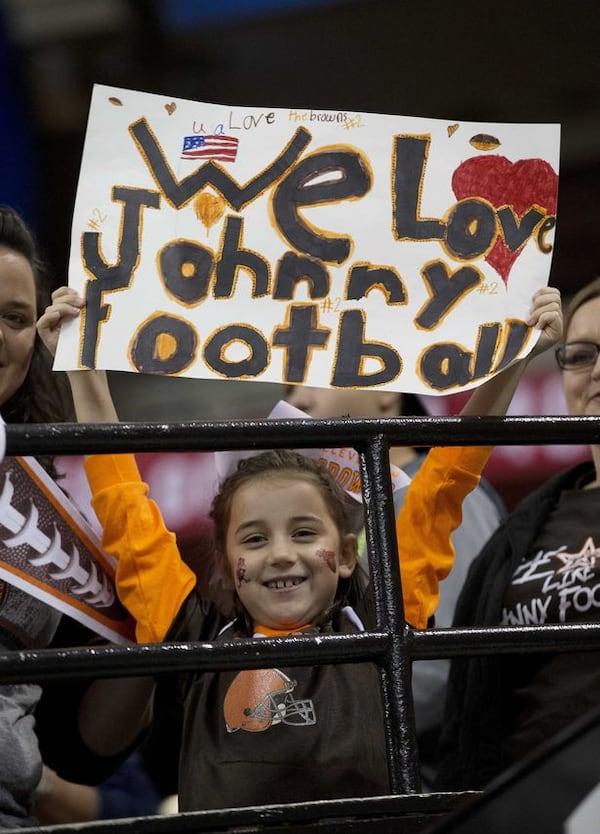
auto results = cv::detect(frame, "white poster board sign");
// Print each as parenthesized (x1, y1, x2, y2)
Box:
(55, 84, 560, 395)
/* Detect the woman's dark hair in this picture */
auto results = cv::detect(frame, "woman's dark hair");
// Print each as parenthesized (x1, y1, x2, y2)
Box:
(0, 207, 73, 476)
(209, 449, 362, 623)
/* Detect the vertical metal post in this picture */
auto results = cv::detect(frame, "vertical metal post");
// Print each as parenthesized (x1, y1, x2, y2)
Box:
(360, 434, 421, 794)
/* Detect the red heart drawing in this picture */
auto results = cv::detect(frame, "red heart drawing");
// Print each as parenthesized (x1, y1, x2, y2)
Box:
(451, 156, 558, 283)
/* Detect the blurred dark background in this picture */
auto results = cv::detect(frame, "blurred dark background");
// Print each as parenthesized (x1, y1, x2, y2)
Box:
(1, 0, 598, 508)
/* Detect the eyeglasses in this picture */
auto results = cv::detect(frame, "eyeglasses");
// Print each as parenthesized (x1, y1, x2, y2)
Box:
(555, 341, 600, 371)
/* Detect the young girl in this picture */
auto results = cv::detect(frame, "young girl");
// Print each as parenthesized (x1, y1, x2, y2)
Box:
(38, 285, 562, 810)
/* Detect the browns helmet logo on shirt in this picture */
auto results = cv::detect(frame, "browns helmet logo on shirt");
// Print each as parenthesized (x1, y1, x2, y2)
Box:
(224, 668, 316, 732)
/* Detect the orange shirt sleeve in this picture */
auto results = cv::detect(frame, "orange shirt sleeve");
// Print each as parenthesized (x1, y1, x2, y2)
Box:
(396, 446, 493, 630)
(85, 454, 197, 644)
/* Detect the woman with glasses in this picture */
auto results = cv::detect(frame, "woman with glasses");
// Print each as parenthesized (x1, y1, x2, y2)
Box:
(436, 277, 600, 791)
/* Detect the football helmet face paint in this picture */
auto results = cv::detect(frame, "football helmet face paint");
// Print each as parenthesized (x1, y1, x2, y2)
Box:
(224, 668, 316, 732)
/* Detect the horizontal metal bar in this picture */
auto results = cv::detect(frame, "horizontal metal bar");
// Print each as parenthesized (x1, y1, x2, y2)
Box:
(6, 414, 600, 456)
(0, 632, 390, 683)
(3, 623, 600, 684)
(14, 791, 479, 834)
(410, 622, 600, 658)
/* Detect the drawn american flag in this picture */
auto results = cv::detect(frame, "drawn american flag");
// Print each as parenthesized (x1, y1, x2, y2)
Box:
(181, 134, 239, 163)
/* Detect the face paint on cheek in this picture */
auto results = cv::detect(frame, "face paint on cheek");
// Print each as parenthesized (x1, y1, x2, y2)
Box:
(236, 557, 252, 588)
(317, 549, 337, 573)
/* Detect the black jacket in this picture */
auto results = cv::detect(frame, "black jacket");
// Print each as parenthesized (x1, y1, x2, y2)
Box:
(435, 460, 595, 790)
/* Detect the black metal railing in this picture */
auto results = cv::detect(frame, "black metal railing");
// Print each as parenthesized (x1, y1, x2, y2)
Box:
(3, 414, 600, 833)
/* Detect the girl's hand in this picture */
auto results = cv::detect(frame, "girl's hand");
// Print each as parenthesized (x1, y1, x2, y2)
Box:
(528, 286, 563, 358)
(37, 287, 84, 358)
